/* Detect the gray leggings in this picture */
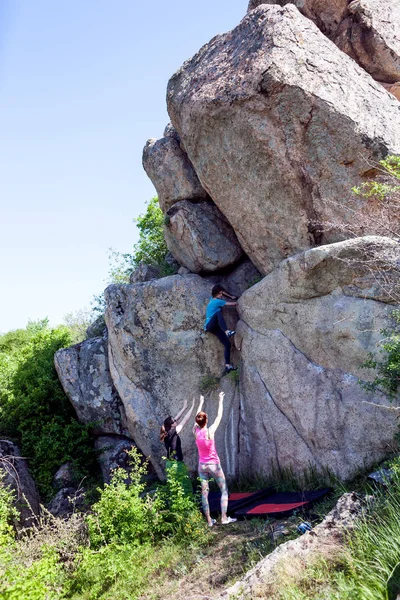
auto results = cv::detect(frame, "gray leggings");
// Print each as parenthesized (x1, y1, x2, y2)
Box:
(198, 462, 228, 518)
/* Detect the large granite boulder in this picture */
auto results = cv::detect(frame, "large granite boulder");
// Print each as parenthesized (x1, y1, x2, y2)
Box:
(235, 237, 400, 480)
(55, 337, 127, 436)
(0, 440, 40, 525)
(167, 4, 400, 275)
(142, 135, 208, 213)
(248, 0, 400, 92)
(335, 0, 400, 86)
(164, 200, 244, 273)
(204, 257, 261, 299)
(247, 0, 348, 37)
(105, 275, 240, 478)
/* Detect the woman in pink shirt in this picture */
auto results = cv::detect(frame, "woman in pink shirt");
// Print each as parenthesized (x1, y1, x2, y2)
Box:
(193, 391, 237, 527)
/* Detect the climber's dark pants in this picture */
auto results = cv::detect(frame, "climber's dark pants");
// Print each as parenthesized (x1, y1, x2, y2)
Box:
(205, 311, 231, 364)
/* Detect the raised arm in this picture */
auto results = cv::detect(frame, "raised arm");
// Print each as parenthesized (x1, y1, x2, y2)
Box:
(192, 395, 205, 435)
(176, 398, 195, 434)
(209, 391, 225, 436)
(173, 399, 188, 423)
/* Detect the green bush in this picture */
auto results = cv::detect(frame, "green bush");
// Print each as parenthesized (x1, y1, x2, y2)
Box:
(0, 321, 98, 499)
(362, 309, 400, 401)
(88, 448, 206, 549)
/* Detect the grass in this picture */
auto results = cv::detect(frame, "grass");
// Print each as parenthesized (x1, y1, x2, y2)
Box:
(253, 458, 400, 600)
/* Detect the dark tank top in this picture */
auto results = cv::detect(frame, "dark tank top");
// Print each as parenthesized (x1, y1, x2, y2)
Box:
(164, 425, 183, 461)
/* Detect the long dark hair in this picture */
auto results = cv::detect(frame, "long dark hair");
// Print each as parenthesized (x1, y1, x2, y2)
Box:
(160, 416, 174, 441)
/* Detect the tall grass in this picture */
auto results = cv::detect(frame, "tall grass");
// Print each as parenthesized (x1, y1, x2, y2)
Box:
(274, 462, 400, 600)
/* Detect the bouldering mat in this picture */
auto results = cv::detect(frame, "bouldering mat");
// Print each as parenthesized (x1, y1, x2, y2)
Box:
(208, 487, 331, 517)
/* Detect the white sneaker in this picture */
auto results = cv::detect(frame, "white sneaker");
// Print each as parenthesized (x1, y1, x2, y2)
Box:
(221, 517, 237, 525)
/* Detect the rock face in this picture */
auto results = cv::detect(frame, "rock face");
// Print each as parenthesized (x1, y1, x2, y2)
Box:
(222, 492, 363, 599)
(236, 237, 400, 480)
(168, 4, 400, 274)
(105, 275, 240, 478)
(55, 337, 127, 436)
(248, 0, 400, 93)
(335, 0, 400, 85)
(0, 440, 40, 525)
(164, 200, 243, 273)
(94, 436, 137, 484)
(130, 262, 161, 284)
(247, 0, 349, 37)
(142, 135, 208, 213)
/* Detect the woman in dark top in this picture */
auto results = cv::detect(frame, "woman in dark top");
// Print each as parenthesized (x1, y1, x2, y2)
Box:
(160, 399, 195, 461)
(160, 399, 195, 495)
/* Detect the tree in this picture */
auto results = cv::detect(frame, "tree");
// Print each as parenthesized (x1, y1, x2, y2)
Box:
(107, 197, 170, 285)
(0, 321, 98, 498)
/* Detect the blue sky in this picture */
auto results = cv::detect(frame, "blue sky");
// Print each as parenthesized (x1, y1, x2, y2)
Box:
(0, 0, 246, 333)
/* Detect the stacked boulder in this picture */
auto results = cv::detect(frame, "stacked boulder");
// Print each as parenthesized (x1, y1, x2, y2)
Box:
(56, 1, 400, 482)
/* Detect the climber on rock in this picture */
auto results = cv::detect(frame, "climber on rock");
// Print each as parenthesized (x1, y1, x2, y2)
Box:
(203, 284, 237, 373)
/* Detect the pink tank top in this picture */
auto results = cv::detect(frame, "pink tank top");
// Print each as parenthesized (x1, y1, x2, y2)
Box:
(195, 427, 220, 463)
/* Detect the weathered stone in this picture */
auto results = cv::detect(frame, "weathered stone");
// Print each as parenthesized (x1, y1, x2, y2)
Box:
(247, 0, 348, 37)
(47, 487, 85, 517)
(53, 463, 75, 489)
(222, 492, 363, 598)
(86, 315, 106, 340)
(382, 81, 400, 102)
(235, 237, 400, 480)
(55, 337, 127, 436)
(164, 200, 243, 273)
(130, 262, 161, 284)
(248, 0, 400, 91)
(0, 440, 40, 525)
(239, 236, 400, 379)
(178, 266, 191, 275)
(167, 4, 400, 274)
(94, 436, 137, 484)
(163, 122, 180, 141)
(105, 275, 240, 478)
(335, 0, 400, 85)
(205, 257, 261, 299)
(142, 136, 208, 213)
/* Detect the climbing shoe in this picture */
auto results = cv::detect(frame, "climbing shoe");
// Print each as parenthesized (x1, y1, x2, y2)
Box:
(225, 365, 237, 373)
(226, 330, 236, 338)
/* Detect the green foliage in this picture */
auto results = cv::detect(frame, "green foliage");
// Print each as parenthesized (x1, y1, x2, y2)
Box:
(0, 473, 18, 546)
(106, 197, 171, 286)
(88, 448, 207, 549)
(353, 155, 400, 200)
(0, 321, 98, 498)
(133, 197, 169, 268)
(0, 546, 66, 600)
(362, 309, 400, 401)
(274, 464, 400, 600)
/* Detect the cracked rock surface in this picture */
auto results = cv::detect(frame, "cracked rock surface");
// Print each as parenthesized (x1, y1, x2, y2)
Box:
(167, 4, 400, 275)
(164, 200, 243, 273)
(55, 336, 128, 436)
(236, 237, 400, 479)
(142, 134, 208, 214)
(105, 275, 240, 478)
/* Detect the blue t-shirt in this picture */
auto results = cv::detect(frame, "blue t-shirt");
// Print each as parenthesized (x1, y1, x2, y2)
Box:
(204, 298, 226, 328)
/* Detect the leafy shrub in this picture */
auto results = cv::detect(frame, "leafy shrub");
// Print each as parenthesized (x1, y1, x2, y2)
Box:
(0, 472, 18, 546)
(362, 309, 400, 401)
(88, 448, 207, 548)
(0, 321, 98, 498)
